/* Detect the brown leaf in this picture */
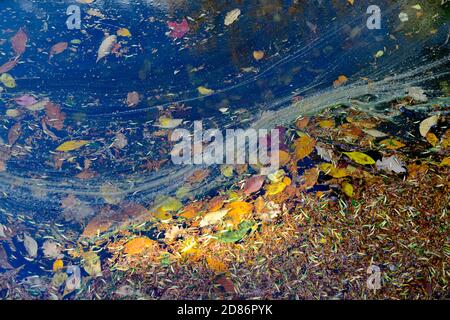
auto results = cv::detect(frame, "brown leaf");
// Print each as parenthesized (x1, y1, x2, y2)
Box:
(11, 28, 28, 56)
(44, 101, 66, 130)
(126, 91, 140, 107)
(8, 122, 21, 145)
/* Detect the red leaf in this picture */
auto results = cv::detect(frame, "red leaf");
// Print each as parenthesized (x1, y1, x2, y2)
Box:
(243, 175, 265, 195)
(11, 28, 28, 56)
(0, 58, 18, 74)
(44, 101, 66, 131)
(8, 122, 21, 145)
(167, 19, 189, 39)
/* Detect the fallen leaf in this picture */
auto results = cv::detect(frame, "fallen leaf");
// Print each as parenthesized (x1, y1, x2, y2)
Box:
(342, 181, 354, 197)
(123, 237, 157, 255)
(243, 175, 265, 195)
(293, 135, 316, 160)
(117, 28, 132, 37)
(167, 19, 189, 39)
(56, 140, 89, 152)
(198, 86, 214, 95)
(96, 35, 117, 63)
(333, 75, 348, 88)
(82, 251, 102, 277)
(24, 234, 38, 258)
(379, 138, 406, 150)
(343, 152, 375, 165)
(253, 50, 265, 61)
(376, 156, 406, 173)
(419, 115, 439, 137)
(224, 9, 241, 26)
(126, 91, 140, 107)
(0, 73, 16, 88)
(206, 256, 228, 274)
(14, 95, 37, 107)
(199, 209, 229, 227)
(11, 28, 28, 56)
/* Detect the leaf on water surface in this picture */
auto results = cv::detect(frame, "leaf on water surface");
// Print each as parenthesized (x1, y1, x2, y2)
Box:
(218, 221, 254, 243)
(157, 116, 183, 129)
(26, 99, 48, 111)
(56, 140, 89, 152)
(224, 9, 241, 26)
(0, 73, 16, 88)
(419, 115, 438, 138)
(82, 251, 102, 277)
(167, 18, 189, 39)
(341, 181, 354, 197)
(53, 259, 64, 273)
(112, 132, 128, 149)
(343, 152, 375, 165)
(243, 175, 265, 195)
(50, 42, 68, 55)
(253, 50, 264, 61)
(96, 35, 117, 63)
(379, 138, 405, 150)
(226, 201, 253, 226)
(117, 28, 132, 37)
(13, 94, 37, 106)
(197, 86, 214, 95)
(0, 59, 18, 74)
(123, 237, 157, 255)
(24, 234, 38, 258)
(126, 91, 140, 107)
(45, 101, 66, 130)
(43, 240, 62, 259)
(8, 122, 21, 145)
(206, 256, 228, 274)
(199, 209, 229, 227)
(376, 156, 406, 174)
(293, 134, 316, 160)
(11, 28, 28, 56)
(333, 75, 348, 88)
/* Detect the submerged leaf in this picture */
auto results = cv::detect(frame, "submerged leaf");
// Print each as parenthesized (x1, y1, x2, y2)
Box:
(56, 140, 89, 152)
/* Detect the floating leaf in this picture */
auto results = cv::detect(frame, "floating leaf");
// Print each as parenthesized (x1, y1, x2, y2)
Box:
(419, 115, 438, 138)
(199, 209, 229, 227)
(343, 152, 375, 165)
(157, 116, 183, 129)
(82, 251, 102, 277)
(333, 75, 348, 87)
(243, 175, 265, 195)
(96, 35, 117, 63)
(218, 221, 254, 243)
(24, 234, 38, 258)
(126, 91, 140, 107)
(342, 181, 354, 197)
(123, 237, 157, 255)
(253, 50, 265, 61)
(14, 95, 37, 107)
(11, 28, 28, 56)
(53, 259, 64, 273)
(206, 256, 228, 274)
(197, 86, 214, 95)
(0, 73, 16, 88)
(56, 140, 89, 152)
(167, 19, 189, 39)
(379, 138, 405, 150)
(224, 9, 241, 26)
(117, 28, 132, 37)
(376, 156, 406, 173)
(293, 134, 316, 160)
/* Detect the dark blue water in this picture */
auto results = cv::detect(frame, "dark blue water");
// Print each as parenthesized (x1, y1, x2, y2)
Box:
(0, 0, 448, 247)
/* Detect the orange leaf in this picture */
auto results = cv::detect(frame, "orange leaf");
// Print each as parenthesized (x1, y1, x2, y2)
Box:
(293, 135, 316, 160)
(123, 237, 157, 255)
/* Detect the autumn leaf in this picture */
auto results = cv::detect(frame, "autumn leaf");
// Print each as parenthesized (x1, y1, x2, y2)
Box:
(343, 152, 375, 165)
(342, 181, 354, 197)
(265, 181, 287, 195)
(53, 259, 64, 273)
(253, 50, 265, 61)
(319, 163, 350, 178)
(226, 201, 253, 226)
(206, 256, 228, 274)
(293, 134, 316, 160)
(167, 18, 189, 39)
(301, 167, 319, 190)
(419, 115, 438, 137)
(123, 237, 157, 255)
(0, 73, 16, 88)
(199, 209, 229, 227)
(96, 35, 117, 63)
(56, 140, 89, 152)
(117, 28, 132, 37)
(224, 9, 241, 26)
(333, 75, 348, 88)
(379, 138, 405, 150)
(198, 86, 214, 95)
(11, 28, 28, 56)
(426, 132, 438, 147)
(243, 175, 265, 195)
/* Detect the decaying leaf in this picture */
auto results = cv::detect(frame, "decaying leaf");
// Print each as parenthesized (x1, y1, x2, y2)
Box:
(224, 9, 241, 26)
(96, 35, 117, 63)
(419, 115, 439, 138)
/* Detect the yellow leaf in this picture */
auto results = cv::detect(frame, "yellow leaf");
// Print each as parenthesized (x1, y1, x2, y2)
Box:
(379, 138, 405, 150)
(265, 181, 287, 195)
(253, 50, 264, 61)
(343, 152, 375, 165)
(293, 134, 316, 160)
(123, 237, 157, 255)
(227, 201, 253, 226)
(318, 120, 334, 128)
(342, 181, 354, 197)
(206, 256, 228, 274)
(319, 163, 349, 178)
(53, 259, 64, 272)
(419, 115, 438, 137)
(440, 157, 450, 166)
(56, 140, 89, 152)
(0, 73, 16, 88)
(198, 86, 214, 95)
(117, 28, 131, 37)
(426, 132, 438, 147)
